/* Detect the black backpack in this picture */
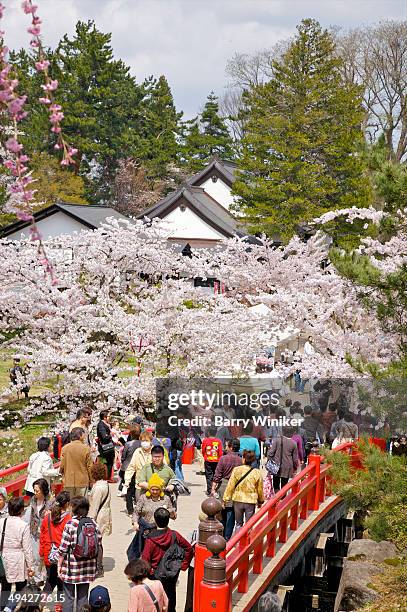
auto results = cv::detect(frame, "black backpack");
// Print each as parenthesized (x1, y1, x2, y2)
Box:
(154, 532, 185, 580)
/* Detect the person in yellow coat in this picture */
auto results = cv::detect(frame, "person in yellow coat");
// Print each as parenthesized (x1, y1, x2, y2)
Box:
(223, 450, 264, 532)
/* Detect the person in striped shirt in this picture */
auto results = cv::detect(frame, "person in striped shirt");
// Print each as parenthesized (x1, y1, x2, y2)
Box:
(57, 496, 102, 612)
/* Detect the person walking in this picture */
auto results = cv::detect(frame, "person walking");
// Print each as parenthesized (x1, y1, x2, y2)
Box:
(0, 497, 34, 612)
(332, 412, 358, 449)
(88, 463, 111, 577)
(238, 422, 261, 465)
(24, 437, 60, 497)
(39, 491, 71, 612)
(60, 428, 93, 498)
(57, 496, 102, 612)
(125, 558, 168, 611)
(201, 428, 223, 497)
(26, 478, 53, 585)
(97, 411, 115, 481)
(123, 431, 153, 514)
(267, 429, 299, 492)
(223, 450, 264, 532)
(69, 409, 92, 446)
(0, 487, 8, 519)
(118, 425, 141, 496)
(136, 446, 175, 493)
(210, 438, 242, 540)
(142, 508, 193, 612)
(128, 474, 176, 561)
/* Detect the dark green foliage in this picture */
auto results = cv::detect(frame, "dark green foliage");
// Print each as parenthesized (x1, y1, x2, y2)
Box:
(9, 21, 183, 204)
(129, 75, 183, 179)
(182, 91, 234, 171)
(233, 19, 372, 242)
(325, 442, 407, 549)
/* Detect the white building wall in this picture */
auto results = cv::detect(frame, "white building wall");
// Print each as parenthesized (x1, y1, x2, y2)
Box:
(163, 206, 225, 240)
(200, 177, 235, 210)
(6, 211, 89, 241)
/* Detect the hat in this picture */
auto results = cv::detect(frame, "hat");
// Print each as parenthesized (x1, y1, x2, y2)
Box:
(89, 586, 110, 608)
(146, 473, 165, 497)
(0, 487, 7, 500)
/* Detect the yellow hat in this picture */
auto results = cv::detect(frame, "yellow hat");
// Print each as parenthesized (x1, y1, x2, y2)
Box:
(146, 473, 165, 497)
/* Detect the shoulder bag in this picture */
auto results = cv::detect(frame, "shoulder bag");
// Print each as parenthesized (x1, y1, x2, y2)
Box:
(0, 518, 8, 578)
(143, 584, 160, 612)
(266, 436, 284, 476)
(96, 487, 109, 518)
(234, 466, 255, 491)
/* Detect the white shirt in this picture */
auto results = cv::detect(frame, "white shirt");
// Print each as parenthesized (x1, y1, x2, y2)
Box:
(303, 341, 315, 356)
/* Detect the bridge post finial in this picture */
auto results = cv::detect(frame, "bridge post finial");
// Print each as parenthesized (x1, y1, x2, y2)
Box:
(199, 534, 231, 612)
(193, 497, 224, 612)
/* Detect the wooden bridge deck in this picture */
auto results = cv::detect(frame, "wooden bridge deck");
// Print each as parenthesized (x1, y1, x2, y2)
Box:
(93, 463, 206, 611)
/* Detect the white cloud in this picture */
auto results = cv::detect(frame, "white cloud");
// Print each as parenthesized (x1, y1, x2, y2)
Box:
(3, 0, 406, 117)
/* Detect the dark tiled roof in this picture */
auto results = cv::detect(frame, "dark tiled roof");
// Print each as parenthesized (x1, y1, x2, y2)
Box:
(187, 156, 237, 187)
(1, 202, 129, 238)
(137, 185, 241, 238)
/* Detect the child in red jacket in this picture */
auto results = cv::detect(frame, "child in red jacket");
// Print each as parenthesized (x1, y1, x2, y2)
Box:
(201, 428, 223, 496)
(142, 507, 193, 612)
(39, 491, 71, 612)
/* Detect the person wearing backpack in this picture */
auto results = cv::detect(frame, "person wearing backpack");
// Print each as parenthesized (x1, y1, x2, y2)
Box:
(39, 491, 71, 612)
(142, 508, 193, 612)
(88, 463, 112, 577)
(57, 496, 102, 612)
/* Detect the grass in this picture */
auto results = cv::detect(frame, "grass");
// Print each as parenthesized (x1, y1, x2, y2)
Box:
(0, 424, 50, 482)
(361, 560, 407, 612)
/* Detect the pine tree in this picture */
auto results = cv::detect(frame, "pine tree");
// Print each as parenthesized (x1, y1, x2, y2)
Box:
(182, 92, 234, 171)
(233, 19, 372, 242)
(53, 21, 143, 202)
(130, 75, 183, 179)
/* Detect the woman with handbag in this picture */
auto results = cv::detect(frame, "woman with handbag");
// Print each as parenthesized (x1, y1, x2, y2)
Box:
(0, 496, 34, 612)
(88, 463, 112, 577)
(223, 450, 264, 531)
(39, 491, 71, 611)
(97, 411, 115, 481)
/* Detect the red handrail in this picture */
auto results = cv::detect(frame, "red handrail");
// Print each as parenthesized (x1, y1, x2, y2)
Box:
(0, 461, 30, 479)
(195, 441, 360, 611)
(0, 453, 60, 498)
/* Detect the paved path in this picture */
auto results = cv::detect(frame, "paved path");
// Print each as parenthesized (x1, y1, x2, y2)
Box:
(93, 463, 207, 611)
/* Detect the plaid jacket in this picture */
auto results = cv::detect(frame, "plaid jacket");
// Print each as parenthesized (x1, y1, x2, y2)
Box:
(58, 516, 102, 584)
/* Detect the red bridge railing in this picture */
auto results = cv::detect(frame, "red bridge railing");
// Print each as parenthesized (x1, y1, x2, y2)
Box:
(0, 454, 61, 497)
(194, 441, 367, 612)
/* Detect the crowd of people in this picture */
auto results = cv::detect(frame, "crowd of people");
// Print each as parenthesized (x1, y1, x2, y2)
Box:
(0, 409, 195, 612)
(0, 387, 404, 612)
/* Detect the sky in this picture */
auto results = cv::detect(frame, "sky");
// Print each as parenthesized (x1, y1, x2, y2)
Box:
(3, 0, 406, 118)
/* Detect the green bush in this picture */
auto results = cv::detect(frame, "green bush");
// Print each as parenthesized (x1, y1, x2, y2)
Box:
(323, 441, 407, 549)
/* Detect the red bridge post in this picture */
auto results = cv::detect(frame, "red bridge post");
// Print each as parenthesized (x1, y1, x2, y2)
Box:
(199, 534, 231, 612)
(308, 453, 322, 511)
(193, 497, 224, 612)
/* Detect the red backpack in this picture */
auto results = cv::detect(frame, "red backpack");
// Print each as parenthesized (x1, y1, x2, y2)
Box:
(72, 518, 99, 560)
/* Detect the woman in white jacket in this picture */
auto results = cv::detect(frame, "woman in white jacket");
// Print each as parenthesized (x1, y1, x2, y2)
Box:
(0, 496, 34, 610)
(24, 437, 60, 496)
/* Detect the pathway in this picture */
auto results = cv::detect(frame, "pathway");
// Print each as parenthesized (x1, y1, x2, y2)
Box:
(93, 463, 207, 611)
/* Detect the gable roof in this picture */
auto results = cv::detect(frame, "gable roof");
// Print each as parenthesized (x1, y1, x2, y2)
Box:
(137, 184, 243, 238)
(187, 156, 237, 188)
(1, 202, 129, 238)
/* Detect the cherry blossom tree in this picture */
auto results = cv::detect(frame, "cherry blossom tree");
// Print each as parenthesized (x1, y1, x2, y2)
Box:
(0, 218, 264, 425)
